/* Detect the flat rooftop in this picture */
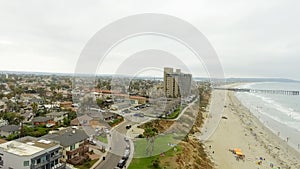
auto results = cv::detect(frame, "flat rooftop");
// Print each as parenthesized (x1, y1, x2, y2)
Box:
(0, 137, 58, 156)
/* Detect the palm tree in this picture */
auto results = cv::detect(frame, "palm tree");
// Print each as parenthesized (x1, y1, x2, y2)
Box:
(50, 84, 56, 112)
(143, 127, 158, 156)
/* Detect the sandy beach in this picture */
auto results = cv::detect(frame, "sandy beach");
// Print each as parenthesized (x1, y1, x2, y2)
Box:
(203, 90, 300, 169)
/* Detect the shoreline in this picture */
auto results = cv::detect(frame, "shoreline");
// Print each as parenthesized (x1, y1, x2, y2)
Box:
(203, 90, 300, 169)
(235, 91, 300, 153)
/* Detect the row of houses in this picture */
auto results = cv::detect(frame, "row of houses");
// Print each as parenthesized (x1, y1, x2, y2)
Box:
(0, 111, 68, 138)
(0, 110, 119, 139)
(0, 127, 90, 169)
(32, 111, 68, 126)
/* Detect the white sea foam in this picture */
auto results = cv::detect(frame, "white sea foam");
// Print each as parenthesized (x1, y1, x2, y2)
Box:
(235, 82, 300, 151)
(247, 92, 300, 121)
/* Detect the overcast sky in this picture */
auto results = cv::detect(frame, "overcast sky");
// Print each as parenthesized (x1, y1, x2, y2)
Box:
(0, 0, 300, 80)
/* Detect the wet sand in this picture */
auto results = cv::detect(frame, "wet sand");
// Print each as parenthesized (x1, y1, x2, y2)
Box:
(203, 90, 300, 169)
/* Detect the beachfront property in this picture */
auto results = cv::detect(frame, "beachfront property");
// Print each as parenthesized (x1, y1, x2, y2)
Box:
(0, 136, 65, 169)
(163, 67, 192, 98)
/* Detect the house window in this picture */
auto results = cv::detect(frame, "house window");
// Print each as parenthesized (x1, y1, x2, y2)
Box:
(70, 144, 75, 150)
(41, 156, 46, 162)
(23, 161, 29, 166)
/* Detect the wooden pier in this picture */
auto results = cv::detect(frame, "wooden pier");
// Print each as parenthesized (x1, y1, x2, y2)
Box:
(214, 88, 300, 96)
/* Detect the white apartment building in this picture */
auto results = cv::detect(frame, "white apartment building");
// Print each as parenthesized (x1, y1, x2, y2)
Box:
(0, 136, 65, 169)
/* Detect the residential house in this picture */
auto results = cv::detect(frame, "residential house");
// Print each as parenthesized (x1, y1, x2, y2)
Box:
(0, 136, 65, 169)
(70, 114, 92, 126)
(0, 124, 19, 137)
(43, 129, 89, 165)
(32, 117, 54, 126)
(46, 111, 68, 125)
(59, 102, 72, 109)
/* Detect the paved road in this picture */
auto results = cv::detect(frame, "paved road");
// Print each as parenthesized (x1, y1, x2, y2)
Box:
(199, 90, 226, 141)
(95, 152, 122, 169)
(96, 120, 135, 169)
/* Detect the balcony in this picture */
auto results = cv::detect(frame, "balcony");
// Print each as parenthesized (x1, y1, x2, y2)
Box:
(51, 153, 63, 160)
(79, 140, 89, 146)
(66, 154, 88, 165)
(51, 163, 66, 169)
(31, 154, 63, 169)
(31, 160, 49, 169)
(66, 145, 89, 156)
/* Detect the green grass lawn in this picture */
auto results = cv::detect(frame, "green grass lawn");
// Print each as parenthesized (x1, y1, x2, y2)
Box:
(133, 134, 177, 158)
(97, 135, 108, 144)
(164, 106, 185, 119)
(108, 117, 124, 127)
(129, 143, 182, 169)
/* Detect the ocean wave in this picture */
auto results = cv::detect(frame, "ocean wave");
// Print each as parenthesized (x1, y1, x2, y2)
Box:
(257, 109, 300, 132)
(235, 83, 255, 89)
(285, 121, 300, 132)
(235, 92, 300, 132)
(247, 93, 300, 121)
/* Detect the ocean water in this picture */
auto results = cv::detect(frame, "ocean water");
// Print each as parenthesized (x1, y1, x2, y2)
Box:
(235, 82, 300, 152)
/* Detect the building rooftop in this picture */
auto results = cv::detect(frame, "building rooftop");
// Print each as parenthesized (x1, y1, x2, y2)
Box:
(46, 111, 68, 117)
(0, 136, 59, 156)
(0, 124, 19, 132)
(43, 129, 88, 147)
(32, 116, 52, 123)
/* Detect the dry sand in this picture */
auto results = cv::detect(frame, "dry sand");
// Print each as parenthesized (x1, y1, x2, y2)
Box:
(203, 90, 300, 169)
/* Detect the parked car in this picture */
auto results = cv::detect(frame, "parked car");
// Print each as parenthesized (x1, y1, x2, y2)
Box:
(123, 150, 130, 160)
(124, 149, 130, 156)
(89, 140, 97, 145)
(124, 137, 129, 142)
(125, 144, 130, 150)
(117, 159, 126, 168)
(125, 125, 131, 129)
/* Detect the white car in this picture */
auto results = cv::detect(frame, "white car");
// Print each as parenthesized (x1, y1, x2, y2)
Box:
(104, 128, 110, 134)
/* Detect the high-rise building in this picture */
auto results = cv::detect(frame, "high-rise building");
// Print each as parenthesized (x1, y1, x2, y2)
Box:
(163, 67, 192, 98)
(0, 136, 65, 169)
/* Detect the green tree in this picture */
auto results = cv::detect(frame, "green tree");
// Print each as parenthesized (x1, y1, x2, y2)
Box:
(63, 117, 70, 126)
(68, 111, 77, 120)
(143, 126, 158, 157)
(1, 112, 24, 125)
(96, 98, 105, 108)
(7, 133, 19, 141)
(31, 102, 38, 115)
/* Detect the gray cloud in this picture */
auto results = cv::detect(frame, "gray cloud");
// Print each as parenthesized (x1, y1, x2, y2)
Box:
(0, 0, 299, 80)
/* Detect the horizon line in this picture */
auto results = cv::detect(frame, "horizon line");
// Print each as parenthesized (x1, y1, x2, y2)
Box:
(0, 70, 299, 82)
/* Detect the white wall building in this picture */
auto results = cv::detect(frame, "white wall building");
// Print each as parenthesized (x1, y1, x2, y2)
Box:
(0, 136, 65, 169)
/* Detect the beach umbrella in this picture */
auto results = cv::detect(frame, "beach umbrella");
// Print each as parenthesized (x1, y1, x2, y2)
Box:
(235, 151, 243, 156)
(234, 148, 242, 153)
